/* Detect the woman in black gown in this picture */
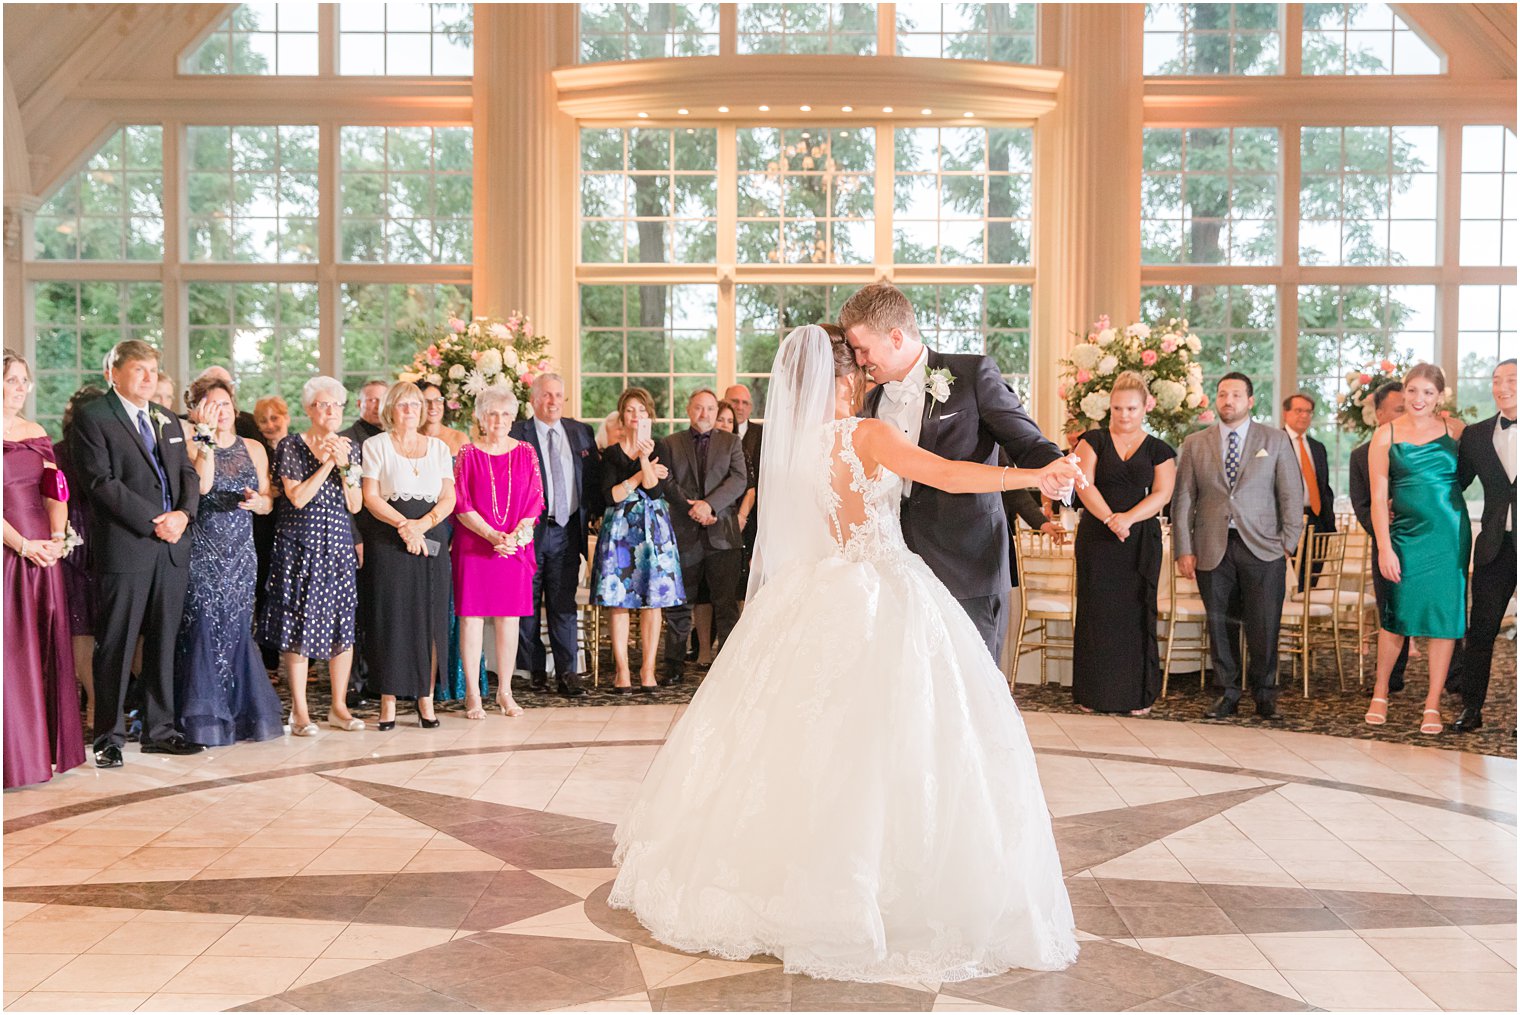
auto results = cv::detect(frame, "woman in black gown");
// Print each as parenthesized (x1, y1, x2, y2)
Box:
(1071, 371, 1177, 715)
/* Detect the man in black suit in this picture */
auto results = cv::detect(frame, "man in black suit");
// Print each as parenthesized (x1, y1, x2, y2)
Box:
(662, 389, 749, 685)
(73, 340, 203, 766)
(1454, 359, 1518, 733)
(338, 379, 388, 704)
(1282, 392, 1337, 590)
(724, 383, 763, 596)
(1348, 381, 1409, 694)
(512, 373, 602, 696)
(843, 282, 1067, 660)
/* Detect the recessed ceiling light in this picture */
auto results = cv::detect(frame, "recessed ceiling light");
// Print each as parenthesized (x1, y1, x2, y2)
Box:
(718, 105, 730, 113)
(842, 105, 854, 112)
(882, 106, 894, 113)
(685, 128, 695, 134)
(638, 112, 649, 118)
(759, 104, 770, 111)
(921, 108, 932, 115)
(677, 108, 689, 115)
(800, 104, 812, 111)
(963, 111, 974, 117)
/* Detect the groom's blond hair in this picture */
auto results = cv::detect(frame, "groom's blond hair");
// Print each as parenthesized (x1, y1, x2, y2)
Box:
(839, 283, 920, 340)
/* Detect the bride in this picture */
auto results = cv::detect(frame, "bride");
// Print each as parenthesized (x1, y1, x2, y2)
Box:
(609, 324, 1082, 983)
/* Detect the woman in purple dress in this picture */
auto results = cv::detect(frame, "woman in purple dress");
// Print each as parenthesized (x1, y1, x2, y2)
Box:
(452, 387, 545, 719)
(2, 351, 86, 788)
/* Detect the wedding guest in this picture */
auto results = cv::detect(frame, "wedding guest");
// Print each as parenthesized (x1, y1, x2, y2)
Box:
(723, 382, 764, 599)
(251, 395, 291, 670)
(73, 339, 202, 765)
(175, 376, 283, 745)
(155, 372, 176, 412)
(1348, 381, 1409, 694)
(1172, 372, 1303, 721)
(691, 400, 755, 663)
(256, 376, 364, 735)
(340, 379, 387, 701)
(662, 389, 748, 685)
(512, 373, 601, 697)
(1366, 364, 1468, 734)
(454, 388, 544, 718)
(593, 387, 682, 692)
(189, 366, 261, 443)
(421, 380, 469, 456)
(1281, 392, 1336, 589)
(595, 411, 623, 451)
(1454, 359, 1517, 734)
(360, 382, 455, 729)
(3, 351, 86, 787)
(56, 384, 107, 727)
(714, 400, 756, 547)
(343, 380, 388, 447)
(1071, 372, 1177, 715)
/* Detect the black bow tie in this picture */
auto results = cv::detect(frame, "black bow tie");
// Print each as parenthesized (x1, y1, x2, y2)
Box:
(1501, 416, 1515, 430)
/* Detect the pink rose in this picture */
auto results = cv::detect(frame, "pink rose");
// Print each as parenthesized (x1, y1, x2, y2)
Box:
(520, 370, 536, 387)
(1141, 350, 1158, 366)
(471, 350, 482, 362)
(537, 359, 552, 372)
(1160, 337, 1177, 354)
(447, 399, 460, 410)
(449, 317, 467, 333)
(1145, 394, 1157, 412)
(1359, 373, 1372, 385)
(1076, 369, 1092, 384)
(1057, 385, 1067, 399)
(1198, 409, 1215, 423)
(1380, 359, 1396, 373)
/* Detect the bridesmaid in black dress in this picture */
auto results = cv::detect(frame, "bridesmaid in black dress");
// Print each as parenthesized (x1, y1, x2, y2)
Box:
(1071, 371, 1177, 715)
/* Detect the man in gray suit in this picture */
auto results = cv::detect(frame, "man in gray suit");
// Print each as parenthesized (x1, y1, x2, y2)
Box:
(1172, 372, 1304, 720)
(662, 389, 749, 685)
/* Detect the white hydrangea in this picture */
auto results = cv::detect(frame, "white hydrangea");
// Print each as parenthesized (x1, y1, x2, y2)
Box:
(1126, 323, 1151, 340)
(1068, 343, 1101, 370)
(447, 364, 466, 380)
(502, 346, 520, 370)
(477, 349, 503, 377)
(1080, 390, 1111, 421)
(1097, 354, 1119, 376)
(1185, 334, 1201, 354)
(1187, 361, 1203, 383)
(1151, 379, 1187, 411)
(1362, 400, 1378, 426)
(426, 372, 442, 387)
(1096, 327, 1117, 347)
(1187, 390, 1206, 409)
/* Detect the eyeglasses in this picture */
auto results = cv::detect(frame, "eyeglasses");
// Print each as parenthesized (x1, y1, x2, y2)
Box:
(310, 400, 345, 411)
(396, 401, 423, 411)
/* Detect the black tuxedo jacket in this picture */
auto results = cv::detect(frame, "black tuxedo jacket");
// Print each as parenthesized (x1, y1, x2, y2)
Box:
(740, 422, 763, 489)
(1348, 440, 1374, 534)
(510, 416, 603, 560)
(1459, 414, 1517, 567)
(864, 350, 1061, 599)
(1296, 432, 1337, 532)
(664, 428, 749, 552)
(73, 393, 200, 572)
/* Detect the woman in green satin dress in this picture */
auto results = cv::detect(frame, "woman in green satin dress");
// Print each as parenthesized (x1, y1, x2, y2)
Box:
(1367, 364, 1470, 734)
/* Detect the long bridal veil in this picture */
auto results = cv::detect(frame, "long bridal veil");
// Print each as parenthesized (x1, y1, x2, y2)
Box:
(744, 324, 839, 601)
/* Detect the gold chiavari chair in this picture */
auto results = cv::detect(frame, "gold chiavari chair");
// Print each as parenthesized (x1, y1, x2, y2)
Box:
(1159, 544, 1211, 697)
(1010, 523, 1076, 687)
(1279, 528, 1348, 696)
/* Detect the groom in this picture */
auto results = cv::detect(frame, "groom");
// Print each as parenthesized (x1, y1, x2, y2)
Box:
(842, 282, 1067, 659)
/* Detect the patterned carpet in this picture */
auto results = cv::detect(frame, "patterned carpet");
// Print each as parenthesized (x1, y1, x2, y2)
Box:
(274, 633, 1516, 759)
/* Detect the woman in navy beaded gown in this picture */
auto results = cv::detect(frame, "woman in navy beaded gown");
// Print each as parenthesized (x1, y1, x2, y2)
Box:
(174, 376, 283, 746)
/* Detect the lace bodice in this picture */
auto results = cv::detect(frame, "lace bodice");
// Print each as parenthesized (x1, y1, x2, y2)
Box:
(824, 418, 907, 564)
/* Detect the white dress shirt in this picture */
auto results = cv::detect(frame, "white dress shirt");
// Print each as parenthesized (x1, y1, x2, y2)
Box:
(878, 347, 930, 496)
(1496, 414, 1517, 530)
(737, 420, 749, 440)
(534, 417, 579, 520)
(1220, 417, 1251, 530)
(1284, 425, 1312, 503)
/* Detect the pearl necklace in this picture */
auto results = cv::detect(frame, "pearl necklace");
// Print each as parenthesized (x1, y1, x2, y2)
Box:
(483, 443, 517, 530)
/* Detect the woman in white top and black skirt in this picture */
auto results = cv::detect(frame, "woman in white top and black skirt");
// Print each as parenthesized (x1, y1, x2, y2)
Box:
(359, 381, 456, 730)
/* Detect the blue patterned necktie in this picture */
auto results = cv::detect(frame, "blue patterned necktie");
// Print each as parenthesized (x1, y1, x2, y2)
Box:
(546, 427, 569, 526)
(136, 409, 172, 512)
(1225, 429, 1241, 488)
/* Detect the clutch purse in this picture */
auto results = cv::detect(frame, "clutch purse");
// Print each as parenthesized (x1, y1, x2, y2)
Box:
(39, 467, 69, 503)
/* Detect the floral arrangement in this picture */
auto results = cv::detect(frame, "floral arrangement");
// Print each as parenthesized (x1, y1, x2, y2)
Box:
(1058, 315, 1207, 446)
(1336, 357, 1475, 438)
(398, 311, 554, 428)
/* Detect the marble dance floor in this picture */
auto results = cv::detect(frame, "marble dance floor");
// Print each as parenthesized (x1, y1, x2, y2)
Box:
(2, 706, 1515, 1012)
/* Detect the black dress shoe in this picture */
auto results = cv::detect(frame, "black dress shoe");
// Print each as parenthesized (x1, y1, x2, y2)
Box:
(377, 720, 396, 731)
(94, 744, 123, 768)
(1255, 700, 1282, 721)
(1453, 708, 1484, 733)
(1204, 697, 1238, 719)
(529, 672, 550, 693)
(611, 686, 633, 696)
(662, 673, 685, 688)
(141, 736, 203, 756)
(557, 681, 586, 698)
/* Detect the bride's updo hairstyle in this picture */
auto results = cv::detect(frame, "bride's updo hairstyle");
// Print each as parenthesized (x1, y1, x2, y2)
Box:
(824, 322, 867, 410)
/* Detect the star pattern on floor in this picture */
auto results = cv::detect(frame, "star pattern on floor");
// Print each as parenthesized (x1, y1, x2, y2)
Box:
(8, 770, 1512, 1011)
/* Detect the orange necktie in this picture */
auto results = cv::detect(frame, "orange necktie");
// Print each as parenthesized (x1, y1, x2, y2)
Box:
(1297, 436, 1321, 516)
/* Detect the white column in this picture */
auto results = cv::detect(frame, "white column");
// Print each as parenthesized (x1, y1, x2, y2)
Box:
(1033, 3, 1143, 434)
(3, 197, 39, 391)
(472, 3, 576, 376)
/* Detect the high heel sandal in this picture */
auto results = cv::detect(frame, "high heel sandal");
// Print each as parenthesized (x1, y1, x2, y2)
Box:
(1364, 697, 1389, 726)
(464, 701, 487, 720)
(1420, 708, 1443, 735)
(495, 693, 525, 717)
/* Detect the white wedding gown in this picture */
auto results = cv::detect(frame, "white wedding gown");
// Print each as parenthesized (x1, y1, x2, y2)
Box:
(609, 417, 1078, 983)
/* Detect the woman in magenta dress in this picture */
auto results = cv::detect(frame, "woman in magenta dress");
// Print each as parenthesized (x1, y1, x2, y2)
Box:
(453, 387, 544, 719)
(2, 351, 86, 788)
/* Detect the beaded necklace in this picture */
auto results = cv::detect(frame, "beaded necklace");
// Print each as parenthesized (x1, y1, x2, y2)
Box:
(483, 441, 516, 529)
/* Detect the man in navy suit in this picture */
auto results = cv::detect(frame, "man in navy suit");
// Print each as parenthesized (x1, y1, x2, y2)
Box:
(1281, 392, 1336, 590)
(73, 340, 203, 766)
(512, 374, 602, 696)
(843, 282, 1067, 660)
(1454, 358, 1518, 733)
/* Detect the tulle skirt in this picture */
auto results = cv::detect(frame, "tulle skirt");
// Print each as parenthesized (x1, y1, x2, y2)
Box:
(610, 550, 1078, 983)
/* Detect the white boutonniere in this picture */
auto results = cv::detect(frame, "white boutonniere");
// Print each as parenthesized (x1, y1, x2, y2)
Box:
(926, 367, 954, 420)
(151, 408, 173, 431)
